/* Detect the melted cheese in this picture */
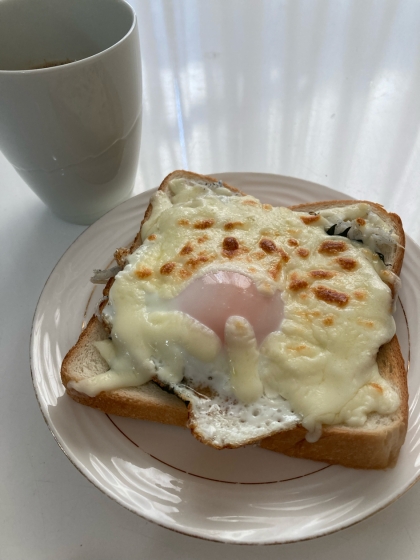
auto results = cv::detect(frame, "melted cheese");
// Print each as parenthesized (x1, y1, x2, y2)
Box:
(69, 179, 400, 444)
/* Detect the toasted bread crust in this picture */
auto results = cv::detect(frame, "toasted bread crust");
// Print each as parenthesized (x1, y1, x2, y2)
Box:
(61, 170, 408, 468)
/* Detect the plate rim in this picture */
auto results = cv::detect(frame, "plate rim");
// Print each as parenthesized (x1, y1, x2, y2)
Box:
(30, 171, 419, 545)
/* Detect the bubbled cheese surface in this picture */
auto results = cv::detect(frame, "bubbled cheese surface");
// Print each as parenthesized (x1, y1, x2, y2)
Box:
(69, 178, 400, 447)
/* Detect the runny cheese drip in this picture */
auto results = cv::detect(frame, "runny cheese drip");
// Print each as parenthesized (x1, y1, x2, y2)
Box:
(69, 178, 400, 446)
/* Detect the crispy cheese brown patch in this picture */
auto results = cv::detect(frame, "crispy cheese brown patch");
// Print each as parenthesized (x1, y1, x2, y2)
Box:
(313, 285, 349, 306)
(263, 204, 273, 211)
(288, 273, 309, 291)
(289, 344, 307, 352)
(300, 214, 320, 225)
(254, 250, 267, 260)
(197, 235, 209, 244)
(224, 221, 244, 231)
(309, 270, 336, 280)
(148, 234, 157, 241)
(356, 218, 366, 226)
(179, 242, 194, 256)
(178, 269, 192, 280)
(222, 236, 240, 258)
(287, 238, 299, 247)
(186, 255, 212, 269)
(358, 319, 374, 328)
(259, 238, 277, 254)
(242, 199, 258, 206)
(336, 257, 357, 271)
(268, 260, 282, 281)
(278, 247, 290, 262)
(298, 309, 321, 319)
(323, 315, 335, 326)
(354, 290, 367, 301)
(178, 218, 189, 226)
(259, 238, 289, 262)
(135, 267, 153, 279)
(318, 239, 348, 254)
(194, 218, 215, 230)
(296, 247, 310, 258)
(160, 262, 176, 275)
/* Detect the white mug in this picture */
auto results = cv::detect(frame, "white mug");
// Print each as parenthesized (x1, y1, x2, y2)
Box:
(0, 0, 142, 225)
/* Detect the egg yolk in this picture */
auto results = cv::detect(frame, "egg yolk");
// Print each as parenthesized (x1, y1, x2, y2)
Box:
(174, 271, 284, 343)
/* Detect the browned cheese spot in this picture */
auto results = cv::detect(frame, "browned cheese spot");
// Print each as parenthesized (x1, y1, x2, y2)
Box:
(301, 309, 321, 319)
(186, 255, 211, 269)
(369, 382, 383, 393)
(297, 309, 322, 322)
(356, 218, 366, 226)
(296, 247, 310, 258)
(288, 273, 309, 291)
(309, 270, 336, 279)
(178, 218, 190, 226)
(178, 269, 192, 280)
(354, 290, 367, 301)
(242, 199, 258, 206)
(323, 315, 335, 326)
(289, 344, 307, 352)
(300, 214, 320, 225)
(313, 285, 349, 306)
(258, 238, 290, 262)
(263, 204, 273, 211)
(278, 247, 290, 262)
(269, 260, 282, 281)
(287, 238, 299, 247)
(358, 319, 374, 328)
(259, 238, 277, 253)
(194, 218, 215, 230)
(254, 250, 267, 260)
(222, 236, 240, 259)
(197, 235, 209, 244)
(248, 266, 257, 273)
(224, 221, 244, 231)
(179, 242, 194, 256)
(148, 234, 157, 241)
(160, 262, 176, 275)
(336, 257, 357, 271)
(318, 239, 348, 254)
(135, 267, 153, 279)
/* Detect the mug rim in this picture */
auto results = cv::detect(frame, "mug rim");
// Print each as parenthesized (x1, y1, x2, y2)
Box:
(0, 0, 137, 75)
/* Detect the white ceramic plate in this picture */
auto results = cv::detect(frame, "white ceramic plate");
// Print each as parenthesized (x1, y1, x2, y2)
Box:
(31, 172, 420, 544)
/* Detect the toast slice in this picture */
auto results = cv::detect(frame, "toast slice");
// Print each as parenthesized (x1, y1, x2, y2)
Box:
(61, 170, 408, 469)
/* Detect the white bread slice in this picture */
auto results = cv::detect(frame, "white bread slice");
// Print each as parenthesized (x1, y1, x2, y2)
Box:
(61, 170, 408, 469)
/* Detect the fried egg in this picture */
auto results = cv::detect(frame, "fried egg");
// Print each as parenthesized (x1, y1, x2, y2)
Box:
(70, 177, 400, 448)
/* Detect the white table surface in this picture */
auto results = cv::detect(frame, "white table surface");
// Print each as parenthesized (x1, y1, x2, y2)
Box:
(2, 1, 420, 558)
